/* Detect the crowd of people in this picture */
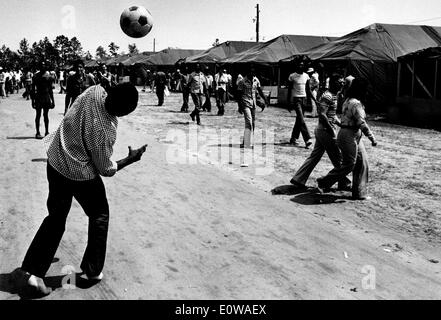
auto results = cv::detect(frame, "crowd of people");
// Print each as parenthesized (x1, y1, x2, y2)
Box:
(4, 56, 377, 299)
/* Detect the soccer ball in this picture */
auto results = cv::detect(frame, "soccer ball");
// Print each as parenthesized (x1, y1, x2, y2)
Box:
(120, 5, 153, 38)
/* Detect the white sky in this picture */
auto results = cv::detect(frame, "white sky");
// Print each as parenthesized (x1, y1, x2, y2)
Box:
(1, 0, 441, 55)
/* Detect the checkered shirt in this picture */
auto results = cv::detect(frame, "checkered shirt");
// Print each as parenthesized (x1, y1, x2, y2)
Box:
(44, 85, 118, 181)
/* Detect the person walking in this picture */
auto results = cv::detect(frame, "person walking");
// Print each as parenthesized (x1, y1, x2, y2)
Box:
(307, 67, 320, 117)
(0, 67, 5, 99)
(23, 69, 33, 100)
(12, 83, 147, 298)
(188, 64, 207, 125)
(65, 60, 87, 115)
(288, 62, 314, 148)
(153, 70, 167, 106)
(317, 78, 378, 200)
(31, 62, 55, 139)
(202, 67, 213, 112)
(290, 74, 351, 190)
(180, 68, 190, 112)
(215, 69, 229, 116)
(236, 66, 268, 148)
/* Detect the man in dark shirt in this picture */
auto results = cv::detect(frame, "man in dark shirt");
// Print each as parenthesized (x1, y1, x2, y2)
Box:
(180, 67, 190, 112)
(65, 60, 87, 115)
(31, 62, 55, 139)
(153, 71, 167, 106)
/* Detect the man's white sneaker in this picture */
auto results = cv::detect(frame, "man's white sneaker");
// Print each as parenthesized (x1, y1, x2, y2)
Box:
(86, 272, 104, 281)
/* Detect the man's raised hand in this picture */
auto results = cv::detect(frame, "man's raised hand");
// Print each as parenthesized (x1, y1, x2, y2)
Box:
(128, 144, 148, 162)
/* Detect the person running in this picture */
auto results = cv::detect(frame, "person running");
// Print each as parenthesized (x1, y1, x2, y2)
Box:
(317, 78, 377, 200)
(12, 83, 147, 299)
(188, 64, 207, 125)
(30, 62, 55, 139)
(65, 60, 87, 115)
(288, 62, 314, 148)
(153, 70, 167, 106)
(290, 74, 351, 190)
(236, 66, 268, 148)
(215, 69, 229, 116)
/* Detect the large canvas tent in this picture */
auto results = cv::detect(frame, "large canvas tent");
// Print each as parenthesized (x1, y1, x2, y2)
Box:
(183, 41, 256, 65)
(282, 23, 441, 111)
(391, 46, 441, 128)
(222, 34, 335, 65)
(120, 52, 155, 66)
(135, 48, 203, 67)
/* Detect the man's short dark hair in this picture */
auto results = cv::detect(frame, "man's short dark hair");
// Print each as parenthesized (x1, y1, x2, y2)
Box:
(105, 83, 139, 117)
(346, 78, 368, 101)
(74, 59, 85, 69)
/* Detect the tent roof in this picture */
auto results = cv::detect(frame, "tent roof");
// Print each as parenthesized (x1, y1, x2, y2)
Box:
(184, 41, 257, 64)
(222, 34, 336, 64)
(105, 54, 132, 66)
(120, 52, 155, 66)
(135, 48, 204, 66)
(398, 46, 441, 60)
(285, 23, 441, 63)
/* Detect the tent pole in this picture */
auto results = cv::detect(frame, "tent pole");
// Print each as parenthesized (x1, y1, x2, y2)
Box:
(397, 61, 401, 97)
(434, 59, 438, 100)
(411, 60, 415, 97)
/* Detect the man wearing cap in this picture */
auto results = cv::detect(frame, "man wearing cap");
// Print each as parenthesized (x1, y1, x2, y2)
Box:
(12, 82, 148, 298)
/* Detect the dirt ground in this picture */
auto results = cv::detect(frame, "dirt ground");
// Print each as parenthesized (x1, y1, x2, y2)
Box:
(0, 87, 440, 300)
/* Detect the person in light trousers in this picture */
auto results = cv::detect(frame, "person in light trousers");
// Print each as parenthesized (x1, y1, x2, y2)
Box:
(237, 66, 268, 148)
(317, 78, 377, 200)
(290, 74, 351, 189)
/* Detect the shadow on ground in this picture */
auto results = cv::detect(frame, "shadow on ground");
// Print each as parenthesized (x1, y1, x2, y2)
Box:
(291, 193, 350, 206)
(6, 136, 36, 140)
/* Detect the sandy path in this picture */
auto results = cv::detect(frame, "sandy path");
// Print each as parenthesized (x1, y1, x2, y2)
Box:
(0, 89, 440, 300)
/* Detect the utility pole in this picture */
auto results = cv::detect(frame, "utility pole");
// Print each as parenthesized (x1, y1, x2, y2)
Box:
(255, 3, 260, 43)
(153, 38, 156, 52)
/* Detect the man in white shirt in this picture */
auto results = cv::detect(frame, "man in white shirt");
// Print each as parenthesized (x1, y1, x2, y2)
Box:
(307, 67, 320, 117)
(288, 62, 314, 149)
(215, 69, 229, 116)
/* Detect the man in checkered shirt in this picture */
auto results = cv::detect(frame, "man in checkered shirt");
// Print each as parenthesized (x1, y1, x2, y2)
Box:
(13, 83, 147, 298)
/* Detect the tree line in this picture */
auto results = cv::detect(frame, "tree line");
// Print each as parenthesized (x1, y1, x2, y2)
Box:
(0, 36, 139, 70)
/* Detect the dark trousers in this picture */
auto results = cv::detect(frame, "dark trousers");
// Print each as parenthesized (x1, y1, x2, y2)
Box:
(156, 85, 165, 106)
(190, 93, 203, 124)
(181, 88, 190, 111)
(216, 88, 226, 115)
(21, 164, 110, 278)
(203, 88, 212, 111)
(290, 97, 311, 143)
(35, 108, 49, 135)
